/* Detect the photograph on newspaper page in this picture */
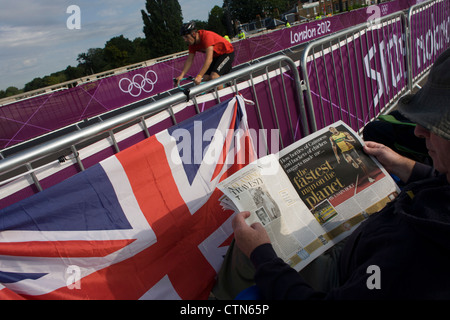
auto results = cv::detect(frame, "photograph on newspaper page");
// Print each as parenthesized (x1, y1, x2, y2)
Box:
(218, 121, 400, 271)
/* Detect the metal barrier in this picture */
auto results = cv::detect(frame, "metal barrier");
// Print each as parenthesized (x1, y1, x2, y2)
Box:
(0, 0, 418, 152)
(0, 55, 306, 208)
(301, 11, 409, 133)
(300, 0, 450, 134)
(2, 0, 450, 209)
(407, 0, 450, 87)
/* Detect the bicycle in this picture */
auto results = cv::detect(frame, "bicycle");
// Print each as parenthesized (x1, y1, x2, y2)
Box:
(173, 76, 232, 102)
(173, 76, 198, 102)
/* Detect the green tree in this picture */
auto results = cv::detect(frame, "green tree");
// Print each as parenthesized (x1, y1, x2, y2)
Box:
(192, 19, 208, 30)
(64, 65, 84, 80)
(104, 45, 129, 69)
(141, 0, 185, 58)
(0, 86, 22, 98)
(5, 86, 21, 96)
(24, 77, 45, 92)
(225, 0, 260, 23)
(130, 37, 152, 63)
(207, 6, 227, 36)
(42, 75, 61, 87)
(104, 35, 134, 69)
(77, 48, 107, 75)
(263, 0, 291, 17)
(225, 0, 292, 23)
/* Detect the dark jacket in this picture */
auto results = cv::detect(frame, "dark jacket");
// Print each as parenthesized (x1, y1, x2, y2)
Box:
(251, 163, 450, 299)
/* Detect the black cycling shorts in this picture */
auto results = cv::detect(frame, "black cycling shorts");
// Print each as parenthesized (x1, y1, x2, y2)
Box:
(206, 51, 235, 76)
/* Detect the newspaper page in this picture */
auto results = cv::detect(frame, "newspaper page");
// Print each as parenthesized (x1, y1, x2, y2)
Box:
(218, 121, 400, 271)
(279, 120, 399, 229)
(218, 154, 322, 271)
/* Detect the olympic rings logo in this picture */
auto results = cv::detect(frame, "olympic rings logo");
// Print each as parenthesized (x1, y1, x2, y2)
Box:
(119, 70, 158, 97)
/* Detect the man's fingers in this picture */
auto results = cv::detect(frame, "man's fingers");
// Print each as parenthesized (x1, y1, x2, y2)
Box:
(241, 211, 251, 219)
(364, 141, 382, 148)
(250, 222, 264, 231)
(232, 211, 250, 230)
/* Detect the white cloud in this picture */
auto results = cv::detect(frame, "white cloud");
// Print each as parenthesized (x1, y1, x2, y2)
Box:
(22, 58, 38, 67)
(0, 1, 65, 27)
(0, 26, 54, 49)
(0, 0, 224, 90)
(0, 0, 144, 89)
(98, 8, 120, 17)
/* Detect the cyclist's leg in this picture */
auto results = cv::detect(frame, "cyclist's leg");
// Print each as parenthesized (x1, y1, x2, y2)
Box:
(205, 52, 234, 89)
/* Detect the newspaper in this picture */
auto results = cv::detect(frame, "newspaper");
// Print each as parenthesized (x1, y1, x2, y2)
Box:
(218, 121, 400, 271)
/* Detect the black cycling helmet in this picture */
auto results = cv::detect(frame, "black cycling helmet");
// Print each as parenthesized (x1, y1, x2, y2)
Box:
(180, 21, 196, 36)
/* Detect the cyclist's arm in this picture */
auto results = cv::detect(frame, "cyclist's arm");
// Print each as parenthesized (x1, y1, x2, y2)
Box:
(176, 53, 196, 84)
(195, 46, 214, 84)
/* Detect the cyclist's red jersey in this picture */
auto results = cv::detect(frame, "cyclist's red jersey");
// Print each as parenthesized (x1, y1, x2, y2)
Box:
(189, 30, 234, 57)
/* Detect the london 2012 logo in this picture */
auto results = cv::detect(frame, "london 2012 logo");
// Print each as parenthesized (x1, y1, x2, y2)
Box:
(119, 70, 158, 97)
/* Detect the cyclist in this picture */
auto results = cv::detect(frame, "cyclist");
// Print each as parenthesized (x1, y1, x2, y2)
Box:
(175, 21, 235, 89)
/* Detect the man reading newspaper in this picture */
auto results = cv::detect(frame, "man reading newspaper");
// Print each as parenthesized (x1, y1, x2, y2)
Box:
(214, 47, 450, 299)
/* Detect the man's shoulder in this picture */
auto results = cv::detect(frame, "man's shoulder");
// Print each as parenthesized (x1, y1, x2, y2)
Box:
(198, 29, 219, 39)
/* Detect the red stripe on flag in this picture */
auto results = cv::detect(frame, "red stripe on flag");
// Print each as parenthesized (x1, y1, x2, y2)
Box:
(0, 240, 135, 258)
(0, 287, 26, 300)
(23, 136, 225, 299)
(116, 135, 188, 234)
(114, 135, 225, 299)
(20, 105, 254, 299)
(219, 233, 234, 248)
(19, 136, 189, 299)
(211, 100, 238, 182)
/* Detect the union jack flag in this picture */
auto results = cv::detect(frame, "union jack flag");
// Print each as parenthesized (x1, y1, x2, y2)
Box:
(0, 96, 255, 299)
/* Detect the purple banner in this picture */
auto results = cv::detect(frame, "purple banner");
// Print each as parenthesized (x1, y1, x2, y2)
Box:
(3, 0, 450, 214)
(303, 0, 450, 134)
(303, 14, 408, 132)
(0, 0, 418, 150)
(409, 0, 450, 80)
(0, 68, 301, 210)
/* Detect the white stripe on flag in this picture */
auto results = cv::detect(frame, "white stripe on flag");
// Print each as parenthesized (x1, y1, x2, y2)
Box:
(139, 275, 181, 300)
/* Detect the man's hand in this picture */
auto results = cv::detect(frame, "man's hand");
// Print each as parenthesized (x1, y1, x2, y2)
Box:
(194, 74, 202, 85)
(364, 141, 416, 183)
(232, 211, 271, 258)
(174, 76, 183, 87)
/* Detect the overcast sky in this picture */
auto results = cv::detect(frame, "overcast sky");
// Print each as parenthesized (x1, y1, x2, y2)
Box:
(0, 0, 223, 91)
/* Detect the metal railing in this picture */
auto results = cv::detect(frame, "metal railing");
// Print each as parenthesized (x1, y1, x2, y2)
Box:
(300, 0, 450, 134)
(407, 0, 450, 87)
(0, 55, 305, 195)
(301, 11, 409, 133)
(1, 0, 449, 207)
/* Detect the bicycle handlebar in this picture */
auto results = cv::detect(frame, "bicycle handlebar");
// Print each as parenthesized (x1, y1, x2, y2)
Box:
(173, 76, 195, 102)
(173, 76, 194, 88)
(173, 76, 207, 102)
